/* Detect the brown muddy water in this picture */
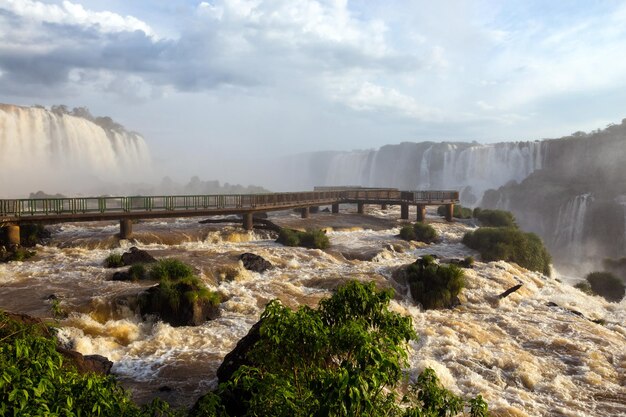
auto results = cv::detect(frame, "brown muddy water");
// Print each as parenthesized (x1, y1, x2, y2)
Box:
(0, 206, 624, 416)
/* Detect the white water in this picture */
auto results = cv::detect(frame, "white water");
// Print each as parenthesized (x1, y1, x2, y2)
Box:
(320, 141, 547, 205)
(0, 209, 624, 416)
(552, 194, 593, 259)
(0, 104, 152, 197)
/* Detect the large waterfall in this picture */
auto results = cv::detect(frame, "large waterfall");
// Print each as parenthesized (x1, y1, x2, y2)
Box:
(0, 104, 151, 197)
(317, 141, 547, 204)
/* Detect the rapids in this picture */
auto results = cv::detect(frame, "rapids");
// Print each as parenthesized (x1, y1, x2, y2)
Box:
(0, 207, 624, 416)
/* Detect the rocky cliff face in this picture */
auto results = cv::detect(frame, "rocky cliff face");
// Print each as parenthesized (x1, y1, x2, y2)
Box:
(0, 104, 151, 197)
(284, 119, 626, 270)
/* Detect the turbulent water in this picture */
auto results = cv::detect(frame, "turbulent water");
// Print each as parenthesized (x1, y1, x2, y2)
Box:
(0, 208, 624, 416)
(0, 104, 151, 197)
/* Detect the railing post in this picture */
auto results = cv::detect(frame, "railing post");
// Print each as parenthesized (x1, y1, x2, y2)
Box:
(445, 204, 454, 222)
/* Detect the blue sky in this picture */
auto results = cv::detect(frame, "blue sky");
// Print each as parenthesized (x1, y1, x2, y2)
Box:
(1, 0, 626, 181)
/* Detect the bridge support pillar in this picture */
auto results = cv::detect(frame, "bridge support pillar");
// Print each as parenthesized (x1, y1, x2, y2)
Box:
(400, 203, 409, 220)
(332, 203, 340, 214)
(381, 204, 388, 210)
(416, 204, 426, 222)
(119, 219, 133, 239)
(3, 225, 20, 247)
(445, 204, 454, 222)
(357, 203, 365, 214)
(301, 207, 310, 219)
(243, 213, 254, 230)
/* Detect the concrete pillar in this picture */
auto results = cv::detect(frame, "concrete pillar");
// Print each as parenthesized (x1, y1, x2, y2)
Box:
(381, 204, 388, 210)
(400, 203, 409, 220)
(332, 203, 340, 214)
(445, 204, 454, 222)
(4, 225, 20, 247)
(301, 207, 310, 219)
(357, 203, 365, 214)
(416, 204, 426, 222)
(243, 213, 254, 230)
(119, 219, 133, 239)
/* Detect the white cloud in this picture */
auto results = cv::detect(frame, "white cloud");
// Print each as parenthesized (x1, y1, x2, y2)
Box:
(0, 0, 158, 39)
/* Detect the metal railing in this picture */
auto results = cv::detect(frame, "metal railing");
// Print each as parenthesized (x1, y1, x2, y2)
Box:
(0, 189, 459, 218)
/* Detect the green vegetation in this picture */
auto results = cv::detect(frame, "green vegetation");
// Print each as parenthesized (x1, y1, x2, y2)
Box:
(276, 228, 330, 249)
(462, 227, 551, 276)
(474, 209, 517, 228)
(437, 205, 473, 219)
(399, 223, 438, 243)
(103, 253, 124, 268)
(139, 259, 221, 315)
(0, 247, 36, 263)
(577, 272, 625, 302)
(0, 312, 182, 416)
(128, 264, 147, 281)
(405, 255, 465, 309)
(192, 281, 487, 417)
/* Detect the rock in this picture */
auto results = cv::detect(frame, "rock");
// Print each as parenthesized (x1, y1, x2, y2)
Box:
(239, 253, 272, 273)
(110, 271, 132, 281)
(57, 347, 113, 375)
(498, 284, 523, 299)
(217, 319, 263, 384)
(121, 247, 156, 266)
(139, 284, 220, 327)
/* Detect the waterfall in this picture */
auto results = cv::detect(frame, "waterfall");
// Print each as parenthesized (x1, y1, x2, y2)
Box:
(552, 194, 593, 258)
(0, 104, 152, 197)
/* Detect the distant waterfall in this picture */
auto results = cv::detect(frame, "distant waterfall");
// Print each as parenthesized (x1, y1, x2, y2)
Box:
(552, 194, 593, 258)
(319, 141, 547, 203)
(0, 104, 151, 197)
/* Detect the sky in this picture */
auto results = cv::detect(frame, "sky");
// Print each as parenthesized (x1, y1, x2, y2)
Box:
(2, 0, 626, 182)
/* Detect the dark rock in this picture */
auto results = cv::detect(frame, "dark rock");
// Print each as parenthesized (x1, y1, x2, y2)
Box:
(239, 253, 272, 273)
(121, 247, 156, 266)
(111, 271, 132, 281)
(321, 207, 331, 213)
(158, 386, 173, 392)
(217, 319, 263, 384)
(139, 284, 220, 327)
(45, 294, 58, 300)
(498, 284, 523, 299)
(56, 347, 113, 375)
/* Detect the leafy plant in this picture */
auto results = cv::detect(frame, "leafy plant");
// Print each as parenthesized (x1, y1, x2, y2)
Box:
(103, 253, 124, 268)
(193, 281, 488, 416)
(276, 228, 329, 249)
(437, 205, 473, 219)
(462, 227, 551, 276)
(0, 312, 182, 416)
(474, 209, 517, 228)
(405, 255, 465, 309)
(128, 264, 147, 281)
(582, 272, 625, 302)
(400, 223, 438, 243)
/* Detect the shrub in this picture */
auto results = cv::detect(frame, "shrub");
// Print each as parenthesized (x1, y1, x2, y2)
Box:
(400, 223, 438, 243)
(192, 281, 487, 417)
(0, 312, 181, 416)
(437, 205, 472, 219)
(128, 264, 147, 281)
(584, 272, 625, 302)
(276, 228, 329, 249)
(405, 255, 465, 309)
(19, 223, 51, 247)
(149, 258, 195, 281)
(104, 253, 124, 268)
(462, 227, 551, 276)
(1, 247, 36, 263)
(475, 209, 516, 228)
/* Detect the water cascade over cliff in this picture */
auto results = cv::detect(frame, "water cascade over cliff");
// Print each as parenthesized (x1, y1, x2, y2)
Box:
(0, 104, 151, 197)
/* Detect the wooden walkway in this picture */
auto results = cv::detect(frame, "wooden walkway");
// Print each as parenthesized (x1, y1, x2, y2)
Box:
(0, 188, 459, 243)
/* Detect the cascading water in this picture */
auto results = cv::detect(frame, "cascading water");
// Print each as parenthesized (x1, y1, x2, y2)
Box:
(0, 104, 152, 197)
(552, 194, 593, 259)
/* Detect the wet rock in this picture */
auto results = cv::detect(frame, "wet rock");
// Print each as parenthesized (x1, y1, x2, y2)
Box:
(239, 253, 273, 273)
(139, 284, 220, 327)
(57, 347, 113, 375)
(110, 271, 132, 281)
(121, 247, 156, 265)
(217, 319, 263, 384)
(498, 284, 523, 299)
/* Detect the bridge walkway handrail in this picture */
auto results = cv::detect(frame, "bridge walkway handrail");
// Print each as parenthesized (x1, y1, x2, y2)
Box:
(0, 189, 459, 218)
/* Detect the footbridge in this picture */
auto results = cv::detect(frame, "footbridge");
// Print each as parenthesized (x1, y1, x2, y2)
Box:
(0, 187, 459, 246)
